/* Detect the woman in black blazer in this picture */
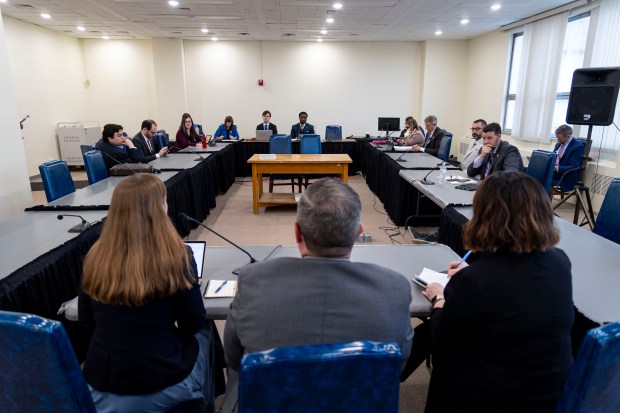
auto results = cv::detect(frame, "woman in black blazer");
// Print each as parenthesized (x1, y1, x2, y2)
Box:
(422, 172, 574, 413)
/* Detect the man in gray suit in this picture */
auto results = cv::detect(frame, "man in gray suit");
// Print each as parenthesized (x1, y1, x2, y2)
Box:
(222, 178, 413, 412)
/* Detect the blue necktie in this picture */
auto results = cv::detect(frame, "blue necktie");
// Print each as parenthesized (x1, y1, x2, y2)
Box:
(424, 131, 431, 147)
(264, 124, 268, 131)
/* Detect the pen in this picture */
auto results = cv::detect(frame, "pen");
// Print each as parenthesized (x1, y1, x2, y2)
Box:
(214, 280, 228, 294)
(455, 250, 472, 268)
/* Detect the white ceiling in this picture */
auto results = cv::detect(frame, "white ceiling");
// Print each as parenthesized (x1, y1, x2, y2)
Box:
(0, 0, 579, 41)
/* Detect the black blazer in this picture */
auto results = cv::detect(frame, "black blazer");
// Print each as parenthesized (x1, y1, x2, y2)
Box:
(95, 139, 142, 171)
(131, 132, 159, 163)
(423, 128, 446, 157)
(467, 140, 524, 179)
(256, 123, 278, 135)
(290, 123, 315, 139)
(426, 248, 574, 413)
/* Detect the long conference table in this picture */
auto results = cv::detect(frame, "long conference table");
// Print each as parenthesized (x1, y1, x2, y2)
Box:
(1, 138, 617, 357)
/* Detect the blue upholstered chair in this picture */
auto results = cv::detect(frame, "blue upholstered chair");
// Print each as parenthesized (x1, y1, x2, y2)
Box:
(300, 134, 322, 154)
(82, 150, 108, 185)
(39, 160, 76, 202)
(437, 134, 452, 161)
(526, 150, 557, 193)
(238, 341, 401, 413)
(80, 144, 95, 155)
(592, 178, 620, 245)
(0, 311, 96, 413)
(555, 322, 620, 413)
(155, 130, 169, 149)
(194, 124, 203, 136)
(325, 125, 343, 141)
(268, 134, 301, 193)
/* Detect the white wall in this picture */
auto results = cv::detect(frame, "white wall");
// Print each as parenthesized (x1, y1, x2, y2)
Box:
(152, 38, 187, 134)
(0, 12, 31, 218)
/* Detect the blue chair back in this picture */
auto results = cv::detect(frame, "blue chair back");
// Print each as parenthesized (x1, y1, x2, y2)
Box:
(593, 178, 620, 244)
(325, 125, 343, 141)
(526, 150, 557, 193)
(155, 130, 169, 149)
(556, 322, 620, 413)
(0, 311, 96, 412)
(82, 150, 108, 185)
(300, 134, 322, 154)
(39, 160, 76, 202)
(194, 124, 203, 136)
(437, 133, 452, 161)
(238, 341, 401, 413)
(269, 135, 292, 154)
(80, 145, 95, 155)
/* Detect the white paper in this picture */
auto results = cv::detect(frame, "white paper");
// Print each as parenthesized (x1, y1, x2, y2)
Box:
(413, 267, 450, 288)
(204, 279, 237, 298)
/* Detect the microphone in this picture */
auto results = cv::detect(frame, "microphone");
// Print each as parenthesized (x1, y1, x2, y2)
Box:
(195, 152, 205, 162)
(419, 162, 443, 186)
(57, 214, 92, 233)
(395, 148, 413, 162)
(178, 213, 257, 264)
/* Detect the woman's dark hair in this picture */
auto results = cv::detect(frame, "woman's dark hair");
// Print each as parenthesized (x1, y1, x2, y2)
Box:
(178, 113, 199, 139)
(464, 172, 559, 254)
(224, 115, 234, 130)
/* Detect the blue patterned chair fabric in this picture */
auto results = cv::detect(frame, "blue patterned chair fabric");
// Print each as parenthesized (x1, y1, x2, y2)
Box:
(325, 125, 343, 141)
(526, 149, 557, 193)
(39, 160, 76, 202)
(0, 311, 96, 413)
(83, 150, 109, 185)
(437, 133, 452, 161)
(238, 340, 401, 413)
(593, 178, 620, 245)
(556, 322, 620, 412)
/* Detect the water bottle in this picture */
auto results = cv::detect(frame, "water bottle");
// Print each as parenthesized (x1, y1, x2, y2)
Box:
(438, 162, 448, 184)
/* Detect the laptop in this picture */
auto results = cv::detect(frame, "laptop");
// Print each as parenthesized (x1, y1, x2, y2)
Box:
(255, 130, 273, 141)
(185, 241, 206, 279)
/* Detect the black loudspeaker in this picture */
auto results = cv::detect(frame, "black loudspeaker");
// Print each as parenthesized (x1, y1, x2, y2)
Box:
(566, 67, 620, 126)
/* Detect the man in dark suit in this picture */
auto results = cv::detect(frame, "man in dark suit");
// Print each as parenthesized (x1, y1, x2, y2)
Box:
(412, 115, 446, 157)
(467, 122, 523, 179)
(256, 110, 278, 134)
(289, 111, 315, 139)
(221, 178, 413, 413)
(95, 123, 142, 171)
(552, 124, 585, 192)
(131, 119, 168, 163)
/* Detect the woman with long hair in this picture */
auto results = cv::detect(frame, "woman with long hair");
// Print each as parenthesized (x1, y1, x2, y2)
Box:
(214, 115, 239, 140)
(174, 112, 202, 150)
(422, 172, 574, 413)
(400, 116, 424, 146)
(79, 174, 215, 413)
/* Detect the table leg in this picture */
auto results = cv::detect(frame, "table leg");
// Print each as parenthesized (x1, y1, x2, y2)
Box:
(252, 165, 260, 214)
(341, 164, 349, 183)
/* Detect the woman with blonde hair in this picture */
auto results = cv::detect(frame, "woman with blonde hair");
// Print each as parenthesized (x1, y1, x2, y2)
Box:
(79, 174, 215, 413)
(421, 172, 573, 413)
(399, 116, 424, 146)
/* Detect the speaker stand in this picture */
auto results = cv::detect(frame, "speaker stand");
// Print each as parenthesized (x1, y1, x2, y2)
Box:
(553, 125, 596, 229)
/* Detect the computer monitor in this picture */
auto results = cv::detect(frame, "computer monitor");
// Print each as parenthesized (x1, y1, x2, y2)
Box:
(378, 117, 400, 132)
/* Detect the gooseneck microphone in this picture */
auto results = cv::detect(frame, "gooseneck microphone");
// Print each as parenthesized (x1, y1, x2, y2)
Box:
(395, 147, 413, 162)
(420, 162, 444, 186)
(57, 214, 92, 233)
(178, 213, 257, 264)
(194, 153, 205, 162)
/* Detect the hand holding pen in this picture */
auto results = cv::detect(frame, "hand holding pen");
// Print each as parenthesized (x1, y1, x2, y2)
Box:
(447, 250, 471, 278)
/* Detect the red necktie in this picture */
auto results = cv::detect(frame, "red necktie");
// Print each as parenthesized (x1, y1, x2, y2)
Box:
(555, 144, 565, 167)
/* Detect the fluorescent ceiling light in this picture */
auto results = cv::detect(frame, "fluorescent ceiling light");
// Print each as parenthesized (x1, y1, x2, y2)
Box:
(333, 3, 343, 10)
(326, 17, 334, 23)
(41, 13, 51, 19)
(491, 4, 501, 11)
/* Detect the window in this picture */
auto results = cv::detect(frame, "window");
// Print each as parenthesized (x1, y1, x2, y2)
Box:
(503, 33, 523, 132)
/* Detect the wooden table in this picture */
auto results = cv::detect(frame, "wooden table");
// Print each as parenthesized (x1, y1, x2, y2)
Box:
(247, 154, 352, 213)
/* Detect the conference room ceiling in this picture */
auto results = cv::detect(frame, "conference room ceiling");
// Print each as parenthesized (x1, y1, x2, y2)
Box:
(0, 0, 578, 41)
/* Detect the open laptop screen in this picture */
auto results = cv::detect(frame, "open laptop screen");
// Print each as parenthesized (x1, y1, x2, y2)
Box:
(185, 241, 206, 279)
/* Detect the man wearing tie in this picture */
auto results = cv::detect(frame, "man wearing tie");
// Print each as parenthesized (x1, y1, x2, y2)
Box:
(467, 122, 523, 179)
(412, 115, 446, 157)
(256, 110, 278, 134)
(132, 119, 168, 162)
(551, 124, 585, 192)
(290, 111, 315, 139)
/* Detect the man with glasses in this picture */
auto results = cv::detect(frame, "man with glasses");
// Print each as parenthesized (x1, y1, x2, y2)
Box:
(132, 119, 168, 162)
(467, 122, 523, 179)
(460, 119, 487, 173)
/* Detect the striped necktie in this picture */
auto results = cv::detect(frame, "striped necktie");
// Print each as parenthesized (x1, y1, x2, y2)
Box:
(555, 143, 565, 167)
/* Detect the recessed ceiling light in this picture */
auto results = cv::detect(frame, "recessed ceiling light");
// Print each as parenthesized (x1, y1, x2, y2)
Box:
(460, 19, 469, 25)
(317, 38, 324, 42)
(320, 29, 327, 35)
(211, 36, 218, 41)
(201, 28, 208, 33)
(491, 4, 501, 11)
(168, 0, 179, 7)
(326, 17, 334, 23)
(435, 30, 442, 35)
(76, 26, 86, 32)
(40, 13, 51, 19)
(333, 2, 343, 10)
(102, 35, 110, 40)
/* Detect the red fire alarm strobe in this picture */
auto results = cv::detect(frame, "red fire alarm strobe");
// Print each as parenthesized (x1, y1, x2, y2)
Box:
(258, 79, 264, 86)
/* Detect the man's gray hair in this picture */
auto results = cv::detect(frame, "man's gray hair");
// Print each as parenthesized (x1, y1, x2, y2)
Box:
(296, 178, 361, 257)
(424, 115, 437, 125)
(555, 124, 573, 137)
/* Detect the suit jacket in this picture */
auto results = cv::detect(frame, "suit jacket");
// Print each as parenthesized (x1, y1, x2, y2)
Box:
(131, 132, 159, 163)
(426, 248, 573, 413)
(256, 123, 278, 135)
(222, 256, 413, 412)
(460, 138, 483, 173)
(290, 123, 315, 139)
(95, 139, 142, 171)
(423, 127, 446, 157)
(467, 140, 524, 179)
(552, 138, 585, 192)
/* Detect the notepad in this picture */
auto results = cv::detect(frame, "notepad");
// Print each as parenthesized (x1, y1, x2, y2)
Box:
(204, 280, 237, 298)
(412, 268, 450, 288)
(258, 154, 276, 160)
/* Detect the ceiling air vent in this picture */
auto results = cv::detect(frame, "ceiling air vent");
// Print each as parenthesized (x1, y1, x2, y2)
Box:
(178, 7, 191, 11)
(283, 33, 296, 37)
(238, 32, 250, 36)
(16, 4, 35, 8)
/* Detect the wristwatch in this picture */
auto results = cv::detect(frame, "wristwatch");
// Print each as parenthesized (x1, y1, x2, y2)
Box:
(431, 294, 445, 305)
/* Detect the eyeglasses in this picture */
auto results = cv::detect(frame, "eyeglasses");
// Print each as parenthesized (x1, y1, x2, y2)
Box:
(470, 127, 482, 131)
